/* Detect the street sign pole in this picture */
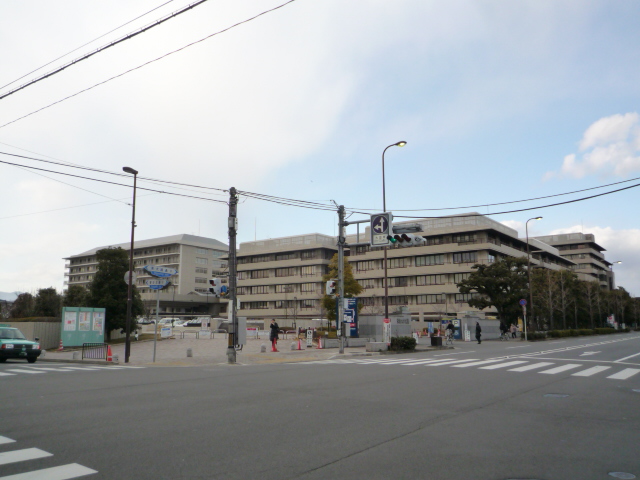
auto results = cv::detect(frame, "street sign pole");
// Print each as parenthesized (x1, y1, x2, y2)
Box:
(153, 288, 159, 362)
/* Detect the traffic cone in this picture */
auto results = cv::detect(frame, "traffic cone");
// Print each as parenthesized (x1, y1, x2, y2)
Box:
(271, 339, 278, 352)
(316, 337, 323, 349)
(297, 338, 302, 350)
(106, 345, 113, 362)
(58, 339, 64, 351)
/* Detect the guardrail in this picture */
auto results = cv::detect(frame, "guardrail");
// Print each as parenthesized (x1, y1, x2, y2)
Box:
(82, 343, 108, 360)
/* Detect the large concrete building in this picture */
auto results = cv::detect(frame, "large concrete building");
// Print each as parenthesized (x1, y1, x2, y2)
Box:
(234, 214, 579, 330)
(65, 234, 228, 317)
(533, 233, 614, 288)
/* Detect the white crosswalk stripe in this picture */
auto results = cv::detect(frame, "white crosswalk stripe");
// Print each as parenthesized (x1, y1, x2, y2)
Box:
(0, 463, 98, 479)
(0, 373, 16, 377)
(0, 365, 146, 379)
(607, 368, 640, 380)
(5, 369, 45, 375)
(451, 359, 505, 368)
(0, 437, 15, 445)
(424, 359, 481, 366)
(0, 448, 52, 466)
(508, 362, 554, 372)
(572, 366, 611, 377)
(539, 364, 583, 374)
(480, 361, 529, 370)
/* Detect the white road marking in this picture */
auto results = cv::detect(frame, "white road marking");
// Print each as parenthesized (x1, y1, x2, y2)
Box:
(5, 369, 45, 375)
(22, 368, 71, 372)
(401, 359, 467, 366)
(572, 366, 611, 377)
(424, 359, 481, 366)
(0, 373, 16, 377)
(452, 359, 505, 368)
(0, 463, 98, 479)
(506, 345, 531, 349)
(539, 364, 583, 374)
(548, 341, 566, 344)
(508, 362, 554, 372)
(480, 361, 529, 370)
(0, 437, 15, 445)
(54, 367, 102, 371)
(607, 368, 640, 380)
(0, 448, 52, 466)
(614, 352, 640, 363)
(579, 351, 601, 357)
(434, 351, 476, 356)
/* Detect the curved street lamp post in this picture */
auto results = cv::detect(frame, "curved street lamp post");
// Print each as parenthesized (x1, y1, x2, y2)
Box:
(123, 166, 138, 363)
(525, 216, 542, 336)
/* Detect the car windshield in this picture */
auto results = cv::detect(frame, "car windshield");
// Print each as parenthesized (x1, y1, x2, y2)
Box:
(0, 328, 26, 340)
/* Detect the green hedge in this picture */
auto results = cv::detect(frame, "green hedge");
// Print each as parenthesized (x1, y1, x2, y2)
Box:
(535, 327, 628, 340)
(389, 336, 417, 351)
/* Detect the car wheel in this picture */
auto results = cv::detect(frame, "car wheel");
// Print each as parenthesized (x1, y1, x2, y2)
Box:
(27, 357, 37, 363)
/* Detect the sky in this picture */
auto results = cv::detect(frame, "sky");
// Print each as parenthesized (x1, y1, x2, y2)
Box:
(1, 0, 639, 296)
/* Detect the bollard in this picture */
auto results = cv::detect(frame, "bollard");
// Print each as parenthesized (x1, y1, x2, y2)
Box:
(187, 348, 193, 358)
(260, 343, 266, 353)
(290, 342, 296, 351)
(112, 355, 119, 363)
(40, 350, 46, 357)
(72, 351, 79, 360)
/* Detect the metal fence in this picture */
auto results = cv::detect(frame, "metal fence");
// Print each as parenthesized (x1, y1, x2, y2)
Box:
(82, 343, 108, 360)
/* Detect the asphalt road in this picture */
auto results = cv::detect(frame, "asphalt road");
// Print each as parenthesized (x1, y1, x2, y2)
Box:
(1, 333, 639, 480)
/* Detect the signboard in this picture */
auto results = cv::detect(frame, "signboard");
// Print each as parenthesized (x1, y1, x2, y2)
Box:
(342, 298, 359, 337)
(383, 318, 391, 345)
(145, 279, 171, 290)
(519, 299, 527, 306)
(160, 327, 172, 338)
(60, 307, 106, 347)
(306, 329, 313, 347)
(370, 212, 393, 247)
(143, 265, 178, 278)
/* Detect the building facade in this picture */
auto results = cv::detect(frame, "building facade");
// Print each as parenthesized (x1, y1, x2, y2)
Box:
(65, 234, 228, 317)
(234, 214, 577, 329)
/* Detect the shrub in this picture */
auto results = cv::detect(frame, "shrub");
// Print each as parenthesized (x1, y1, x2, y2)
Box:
(578, 329, 594, 336)
(522, 332, 546, 341)
(569, 329, 579, 337)
(389, 336, 417, 351)
(594, 328, 615, 335)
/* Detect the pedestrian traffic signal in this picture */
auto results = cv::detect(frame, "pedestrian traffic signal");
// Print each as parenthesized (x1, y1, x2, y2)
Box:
(209, 278, 228, 297)
(326, 280, 337, 296)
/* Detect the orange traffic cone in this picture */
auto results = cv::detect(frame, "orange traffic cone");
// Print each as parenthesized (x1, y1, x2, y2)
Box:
(316, 337, 323, 349)
(58, 339, 64, 351)
(106, 345, 113, 362)
(297, 338, 302, 350)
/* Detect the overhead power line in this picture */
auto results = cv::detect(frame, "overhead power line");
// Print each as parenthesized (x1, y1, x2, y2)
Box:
(0, 0, 178, 92)
(0, 0, 299, 129)
(0, 0, 209, 101)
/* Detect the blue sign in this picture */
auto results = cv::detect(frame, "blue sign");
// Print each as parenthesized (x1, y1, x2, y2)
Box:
(519, 299, 527, 306)
(143, 265, 178, 278)
(146, 279, 171, 290)
(343, 298, 359, 338)
(370, 212, 393, 246)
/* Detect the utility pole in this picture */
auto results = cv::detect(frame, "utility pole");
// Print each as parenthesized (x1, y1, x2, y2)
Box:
(227, 187, 238, 364)
(337, 205, 346, 354)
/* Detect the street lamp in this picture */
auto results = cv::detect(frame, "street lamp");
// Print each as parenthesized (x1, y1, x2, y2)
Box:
(123, 166, 138, 363)
(382, 141, 407, 320)
(525, 216, 542, 335)
(293, 296, 297, 330)
(611, 261, 622, 289)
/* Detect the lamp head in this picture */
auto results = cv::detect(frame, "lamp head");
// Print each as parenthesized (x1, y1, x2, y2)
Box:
(614, 261, 622, 264)
(395, 141, 407, 147)
(123, 166, 138, 175)
(534, 216, 542, 220)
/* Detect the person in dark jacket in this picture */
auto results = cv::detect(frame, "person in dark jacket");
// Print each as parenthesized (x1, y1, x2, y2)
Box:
(475, 322, 482, 344)
(269, 319, 280, 352)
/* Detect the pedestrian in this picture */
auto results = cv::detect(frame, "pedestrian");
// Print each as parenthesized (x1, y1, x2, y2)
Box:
(475, 321, 482, 344)
(269, 319, 280, 352)
(510, 323, 517, 338)
(499, 322, 507, 339)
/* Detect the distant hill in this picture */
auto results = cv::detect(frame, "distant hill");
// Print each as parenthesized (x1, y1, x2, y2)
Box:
(0, 292, 21, 302)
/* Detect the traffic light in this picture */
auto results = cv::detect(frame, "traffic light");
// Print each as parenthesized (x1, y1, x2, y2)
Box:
(209, 278, 219, 295)
(326, 279, 337, 296)
(391, 233, 426, 247)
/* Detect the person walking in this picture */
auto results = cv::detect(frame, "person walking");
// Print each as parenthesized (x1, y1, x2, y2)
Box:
(499, 322, 507, 339)
(269, 319, 280, 352)
(475, 321, 482, 344)
(510, 323, 517, 339)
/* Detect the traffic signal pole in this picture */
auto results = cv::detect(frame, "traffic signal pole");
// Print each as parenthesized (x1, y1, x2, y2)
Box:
(337, 205, 346, 354)
(227, 187, 238, 364)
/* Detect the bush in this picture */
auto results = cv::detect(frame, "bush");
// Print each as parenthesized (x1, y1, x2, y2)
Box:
(389, 336, 417, 351)
(569, 329, 579, 337)
(578, 329, 594, 336)
(594, 328, 616, 335)
(522, 332, 546, 341)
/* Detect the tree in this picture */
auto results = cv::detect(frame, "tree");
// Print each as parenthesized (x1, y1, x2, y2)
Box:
(88, 247, 143, 340)
(457, 257, 529, 325)
(63, 285, 89, 307)
(10, 293, 35, 318)
(33, 287, 62, 317)
(532, 268, 558, 330)
(321, 253, 363, 324)
(582, 280, 600, 329)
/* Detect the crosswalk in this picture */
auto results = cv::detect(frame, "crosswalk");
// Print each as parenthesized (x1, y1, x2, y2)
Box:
(292, 357, 640, 381)
(0, 435, 96, 479)
(0, 365, 145, 379)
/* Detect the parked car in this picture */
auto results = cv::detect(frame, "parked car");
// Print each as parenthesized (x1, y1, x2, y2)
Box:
(173, 320, 187, 327)
(0, 327, 42, 363)
(183, 319, 202, 327)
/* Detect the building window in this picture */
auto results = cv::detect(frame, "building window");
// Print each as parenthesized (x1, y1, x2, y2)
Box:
(300, 266, 316, 277)
(244, 301, 268, 309)
(389, 296, 408, 305)
(389, 277, 408, 287)
(359, 279, 376, 289)
(388, 258, 408, 269)
(455, 293, 479, 303)
(416, 294, 445, 304)
(360, 297, 375, 306)
(195, 248, 208, 254)
(276, 267, 296, 277)
(196, 257, 208, 265)
(453, 234, 476, 244)
(275, 284, 295, 293)
(301, 283, 316, 293)
(250, 270, 269, 279)
(301, 250, 318, 260)
(237, 287, 249, 295)
(276, 252, 296, 261)
(487, 254, 495, 263)
(195, 267, 208, 274)
(416, 274, 445, 286)
(195, 277, 208, 284)
(356, 260, 376, 271)
(251, 286, 269, 295)
(415, 254, 444, 266)
(301, 299, 316, 309)
(453, 273, 470, 283)
(453, 252, 477, 264)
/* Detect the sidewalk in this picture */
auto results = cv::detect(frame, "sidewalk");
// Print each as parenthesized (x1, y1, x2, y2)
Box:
(39, 336, 449, 367)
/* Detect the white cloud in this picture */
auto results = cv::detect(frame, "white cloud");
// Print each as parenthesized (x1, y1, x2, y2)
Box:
(550, 225, 640, 295)
(546, 113, 640, 179)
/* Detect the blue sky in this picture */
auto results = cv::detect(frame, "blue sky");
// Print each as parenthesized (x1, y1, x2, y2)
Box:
(1, 1, 639, 294)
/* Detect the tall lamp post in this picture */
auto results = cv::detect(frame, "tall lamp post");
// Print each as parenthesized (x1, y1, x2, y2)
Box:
(610, 261, 622, 289)
(525, 216, 542, 334)
(382, 141, 407, 320)
(123, 166, 138, 364)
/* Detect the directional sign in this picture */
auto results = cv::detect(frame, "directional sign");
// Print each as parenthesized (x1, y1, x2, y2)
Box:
(370, 212, 392, 246)
(143, 265, 178, 278)
(145, 279, 171, 290)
